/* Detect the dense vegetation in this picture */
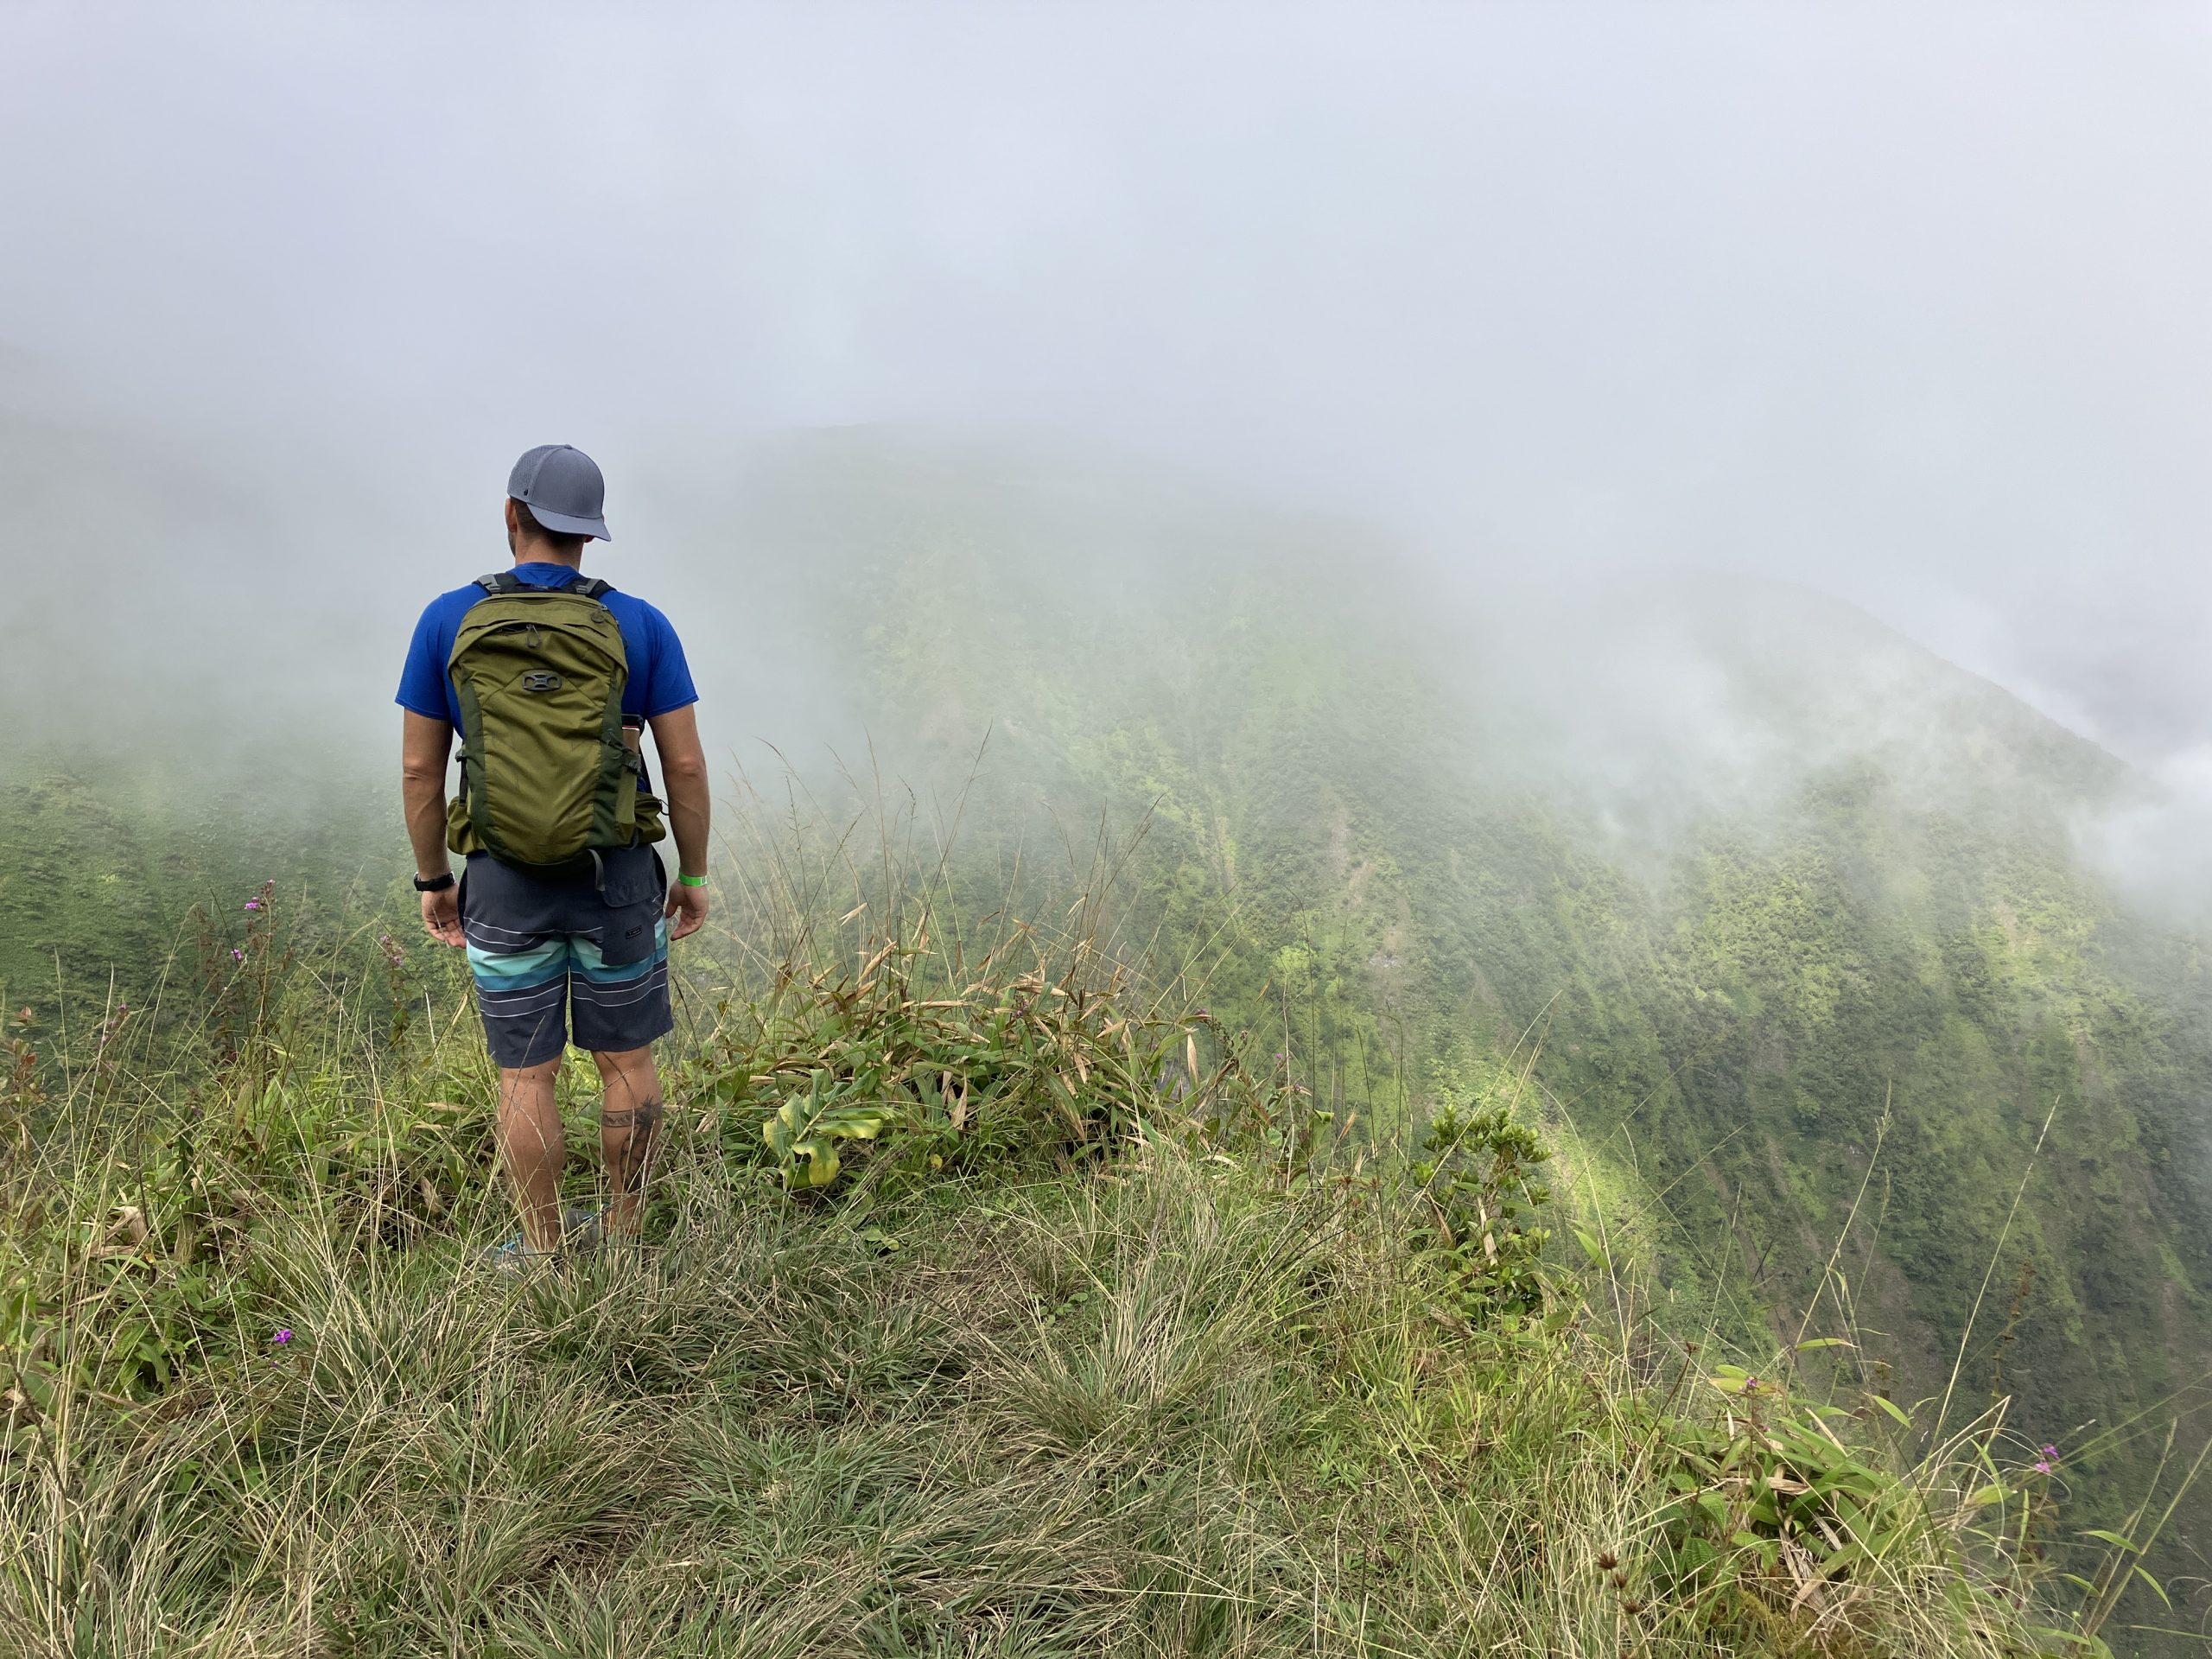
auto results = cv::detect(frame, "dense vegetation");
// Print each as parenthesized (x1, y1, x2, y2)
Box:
(0, 824, 2132, 1656)
(7, 429, 2212, 1651)
(733, 431, 2212, 1640)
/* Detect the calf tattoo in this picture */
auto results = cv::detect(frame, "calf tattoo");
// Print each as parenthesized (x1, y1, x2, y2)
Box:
(602, 1095, 663, 1194)
(601, 1096, 664, 1135)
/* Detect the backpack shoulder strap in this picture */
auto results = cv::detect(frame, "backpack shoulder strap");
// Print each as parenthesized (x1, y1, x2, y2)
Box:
(467, 570, 608, 601)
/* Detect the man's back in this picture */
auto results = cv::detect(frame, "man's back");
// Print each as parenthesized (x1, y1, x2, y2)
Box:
(396, 561, 696, 728)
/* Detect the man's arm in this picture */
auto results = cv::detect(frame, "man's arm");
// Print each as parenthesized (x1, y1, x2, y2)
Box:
(402, 711, 463, 946)
(648, 703, 710, 941)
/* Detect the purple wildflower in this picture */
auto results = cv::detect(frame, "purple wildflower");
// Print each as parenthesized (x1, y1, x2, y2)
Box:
(272, 1328, 292, 1345)
(2033, 1459, 2052, 1476)
(244, 900, 262, 912)
(231, 948, 244, 961)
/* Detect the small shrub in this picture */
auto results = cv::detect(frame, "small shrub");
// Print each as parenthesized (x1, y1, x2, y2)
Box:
(706, 934, 1286, 1194)
(1409, 1101, 1554, 1325)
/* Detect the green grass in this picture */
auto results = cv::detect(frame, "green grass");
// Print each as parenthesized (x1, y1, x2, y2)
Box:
(4, 1143, 2089, 1657)
(0, 843, 2127, 1659)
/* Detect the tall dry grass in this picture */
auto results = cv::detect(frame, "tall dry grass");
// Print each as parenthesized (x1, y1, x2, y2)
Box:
(0, 788, 2112, 1657)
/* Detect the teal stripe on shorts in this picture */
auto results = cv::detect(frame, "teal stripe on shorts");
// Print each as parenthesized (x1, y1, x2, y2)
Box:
(466, 938, 569, 988)
(571, 918, 671, 984)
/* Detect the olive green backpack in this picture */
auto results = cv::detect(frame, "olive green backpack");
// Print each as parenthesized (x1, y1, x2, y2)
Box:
(443, 571, 665, 873)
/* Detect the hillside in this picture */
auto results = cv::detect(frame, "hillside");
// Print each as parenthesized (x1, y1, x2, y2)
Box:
(5, 427, 2212, 1648)
(722, 429, 2212, 1630)
(0, 841, 2130, 1656)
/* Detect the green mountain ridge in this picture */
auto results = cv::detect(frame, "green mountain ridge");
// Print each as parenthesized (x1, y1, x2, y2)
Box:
(7, 423, 2212, 1642)
(724, 429, 2212, 1620)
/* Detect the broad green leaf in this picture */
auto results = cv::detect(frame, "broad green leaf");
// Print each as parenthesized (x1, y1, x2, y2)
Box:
(1866, 1394, 1911, 1427)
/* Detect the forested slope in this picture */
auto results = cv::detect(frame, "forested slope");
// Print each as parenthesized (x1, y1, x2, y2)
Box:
(8, 427, 2212, 1641)
(729, 430, 2212, 1608)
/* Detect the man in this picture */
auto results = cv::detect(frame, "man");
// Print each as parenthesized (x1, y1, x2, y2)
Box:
(397, 443, 710, 1259)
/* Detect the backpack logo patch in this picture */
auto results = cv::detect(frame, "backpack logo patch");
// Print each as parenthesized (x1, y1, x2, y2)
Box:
(520, 671, 564, 693)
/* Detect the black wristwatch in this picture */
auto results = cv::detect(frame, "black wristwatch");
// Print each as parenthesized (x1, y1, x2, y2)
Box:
(413, 871, 457, 893)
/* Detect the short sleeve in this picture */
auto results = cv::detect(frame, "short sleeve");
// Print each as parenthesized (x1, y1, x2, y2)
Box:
(395, 599, 455, 721)
(639, 604, 699, 717)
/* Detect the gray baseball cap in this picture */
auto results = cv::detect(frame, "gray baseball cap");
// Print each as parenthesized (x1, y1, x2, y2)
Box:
(507, 443, 612, 541)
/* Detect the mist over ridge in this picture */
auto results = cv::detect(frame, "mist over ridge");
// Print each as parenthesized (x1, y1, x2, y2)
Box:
(4, 4, 2210, 828)
(12, 14, 2212, 1642)
(1, 385, 2187, 925)
(714, 424, 2142, 849)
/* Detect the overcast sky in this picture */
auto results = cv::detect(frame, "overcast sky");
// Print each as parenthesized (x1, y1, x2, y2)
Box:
(3, 3, 2209, 779)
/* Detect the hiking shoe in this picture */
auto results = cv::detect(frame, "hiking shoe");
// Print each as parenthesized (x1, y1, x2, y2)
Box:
(480, 1208, 604, 1274)
(479, 1233, 559, 1276)
(562, 1206, 603, 1254)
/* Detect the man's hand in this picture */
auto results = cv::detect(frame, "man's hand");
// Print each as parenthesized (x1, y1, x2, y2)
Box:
(665, 880, 709, 942)
(402, 712, 460, 943)
(422, 885, 464, 947)
(647, 707, 712, 940)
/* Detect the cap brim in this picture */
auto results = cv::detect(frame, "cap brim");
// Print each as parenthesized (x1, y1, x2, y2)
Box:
(524, 504, 612, 541)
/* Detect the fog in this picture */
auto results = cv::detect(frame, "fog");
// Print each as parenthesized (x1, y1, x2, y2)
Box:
(4, 3, 2210, 890)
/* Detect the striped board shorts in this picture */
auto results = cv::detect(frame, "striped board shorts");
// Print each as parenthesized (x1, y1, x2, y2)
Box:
(458, 845, 674, 1068)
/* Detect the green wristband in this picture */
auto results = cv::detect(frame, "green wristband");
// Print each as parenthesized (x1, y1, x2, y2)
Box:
(677, 873, 708, 887)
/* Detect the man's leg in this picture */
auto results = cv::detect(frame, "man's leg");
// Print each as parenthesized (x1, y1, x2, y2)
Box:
(496, 1057, 566, 1252)
(461, 854, 575, 1255)
(592, 1045, 663, 1237)
(569, 858, 674, 1239)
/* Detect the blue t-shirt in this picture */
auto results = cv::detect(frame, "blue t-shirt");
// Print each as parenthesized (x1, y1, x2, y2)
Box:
(396, 563, 699, 727)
